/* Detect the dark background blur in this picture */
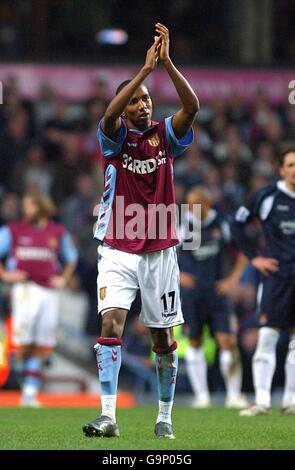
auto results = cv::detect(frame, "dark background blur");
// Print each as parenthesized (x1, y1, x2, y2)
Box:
(0, 0, 294, 65)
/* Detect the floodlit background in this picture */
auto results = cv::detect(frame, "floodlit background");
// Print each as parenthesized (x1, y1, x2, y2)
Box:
(0, 0, 294, 406)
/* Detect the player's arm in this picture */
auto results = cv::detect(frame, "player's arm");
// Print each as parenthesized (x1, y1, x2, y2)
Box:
(231, 193, 279, 277)
(215, 252, 248, 295)
(0, 226, 27, 283)
(102, 36, 161, 137)
(156, 23, 199, 139)
(50, 233, 78, 289)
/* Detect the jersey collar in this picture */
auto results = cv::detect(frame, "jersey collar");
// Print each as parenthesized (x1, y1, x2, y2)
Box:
(129, 121, 158, 134)
(277, 180, 295, 199)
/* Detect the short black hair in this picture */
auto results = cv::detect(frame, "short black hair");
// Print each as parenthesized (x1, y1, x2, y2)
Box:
(116, 80, 132, 95)
(279, 148, 295, 166)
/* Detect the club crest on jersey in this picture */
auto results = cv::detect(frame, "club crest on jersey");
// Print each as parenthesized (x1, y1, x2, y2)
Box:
(99, 287, 107, 300)
(148, 133, 159, 147)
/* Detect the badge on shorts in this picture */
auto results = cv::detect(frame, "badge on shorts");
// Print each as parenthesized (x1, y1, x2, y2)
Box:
(148, 133, 159, 147)
(99, 287, 107, 300)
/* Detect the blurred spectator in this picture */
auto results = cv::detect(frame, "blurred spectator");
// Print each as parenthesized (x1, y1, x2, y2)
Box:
(62, 173, 96, 235)
(11, 144, 55, 196)
(53, 132, 92, 201)
(284, 106, 295, 143)
(0, 193, 20, 225)
(252, 141, 278, 180)
(0, 109, 31, 192)
(221, 163, 245, 213)
(91, 76, 109, 102)
(34, 81, 59, 127)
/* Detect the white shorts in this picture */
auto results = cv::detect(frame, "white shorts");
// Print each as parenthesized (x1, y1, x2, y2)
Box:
(11, 281, 60, 347)
(97, 244, 184, 328)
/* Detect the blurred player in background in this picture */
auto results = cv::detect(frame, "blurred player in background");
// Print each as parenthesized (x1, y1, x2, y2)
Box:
(0, 192, 78, 407)
(179, 186, 247, 409)
(232, 148, 295, 416)
(83, 23, 199, 439)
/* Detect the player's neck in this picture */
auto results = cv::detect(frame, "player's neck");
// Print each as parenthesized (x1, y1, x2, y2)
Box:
(284, 180, 295, 193)
(27, 217, 49, 228)
(126, 119, 151, 132)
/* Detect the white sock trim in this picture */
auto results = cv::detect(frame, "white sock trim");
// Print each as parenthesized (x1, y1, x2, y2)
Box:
(101, 395, 117, 422)
(157, 400, 173, 425)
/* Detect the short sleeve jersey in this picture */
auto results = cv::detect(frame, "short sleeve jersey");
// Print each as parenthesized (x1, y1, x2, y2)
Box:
(95, 117, 193, 253)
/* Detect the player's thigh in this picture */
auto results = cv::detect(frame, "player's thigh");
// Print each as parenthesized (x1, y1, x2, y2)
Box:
(181, 288, 205, 340)
(260, 276, 294, 329)
(210, 294, 235, 337)
(11, 282, 40, 346)
(138, 247, 183, 328)
(97, 244, 138, 313)
(100, 308, 129, 337)
(35, 287, 60, 347)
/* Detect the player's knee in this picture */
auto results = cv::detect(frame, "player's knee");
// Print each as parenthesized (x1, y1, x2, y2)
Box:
(150, 328, 174, 350)
(101, 316, 123, 338)
(254, 327, 279, 358)
(189, 338, 202, 348)
(217, 335, 236, 351)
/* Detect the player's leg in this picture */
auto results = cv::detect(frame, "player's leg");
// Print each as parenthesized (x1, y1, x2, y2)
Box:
(22, 284, 61, 408)
(96, 308, 127, 421)
(138, 247, 183, 438)
(84, 245, 138, 437)
(182, 292, 210, 407)
(14, 344, 39, 407)
(84, 308, 128, 438)
(20, 344, 53, 407)
(186, 337, 211, 408)
(282, 322, 295, 414)
(215, 332, 246, 408)
(240, 277, 290, 416)
(149, 327, 177, 439)
(211, 294, 246, 408)
(11, 282, 43, 406)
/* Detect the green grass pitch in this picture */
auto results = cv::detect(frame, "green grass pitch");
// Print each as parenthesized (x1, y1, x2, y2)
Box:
(0, 406, 294, 450)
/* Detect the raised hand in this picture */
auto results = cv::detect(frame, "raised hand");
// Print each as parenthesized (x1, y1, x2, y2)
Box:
(155, 22, 170, 64)
(144, 35, 161, 73)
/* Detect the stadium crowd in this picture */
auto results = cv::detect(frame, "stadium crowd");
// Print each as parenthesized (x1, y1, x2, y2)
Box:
(0, 74, 294, 395)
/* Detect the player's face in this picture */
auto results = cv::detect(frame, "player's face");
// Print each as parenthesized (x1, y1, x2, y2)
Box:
(23, 196, 39, 223)
(124, 85, 152, 130)
(280, 152, 295, 190)
(187, 195, 211, 220)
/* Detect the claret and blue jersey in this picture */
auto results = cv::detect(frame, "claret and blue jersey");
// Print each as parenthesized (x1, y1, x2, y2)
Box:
(0, 220, 78, 288)
(95, 116, 193, 254)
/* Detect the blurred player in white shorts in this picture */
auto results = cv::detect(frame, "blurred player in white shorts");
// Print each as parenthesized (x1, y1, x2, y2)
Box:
(0, 192, 78, 406)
